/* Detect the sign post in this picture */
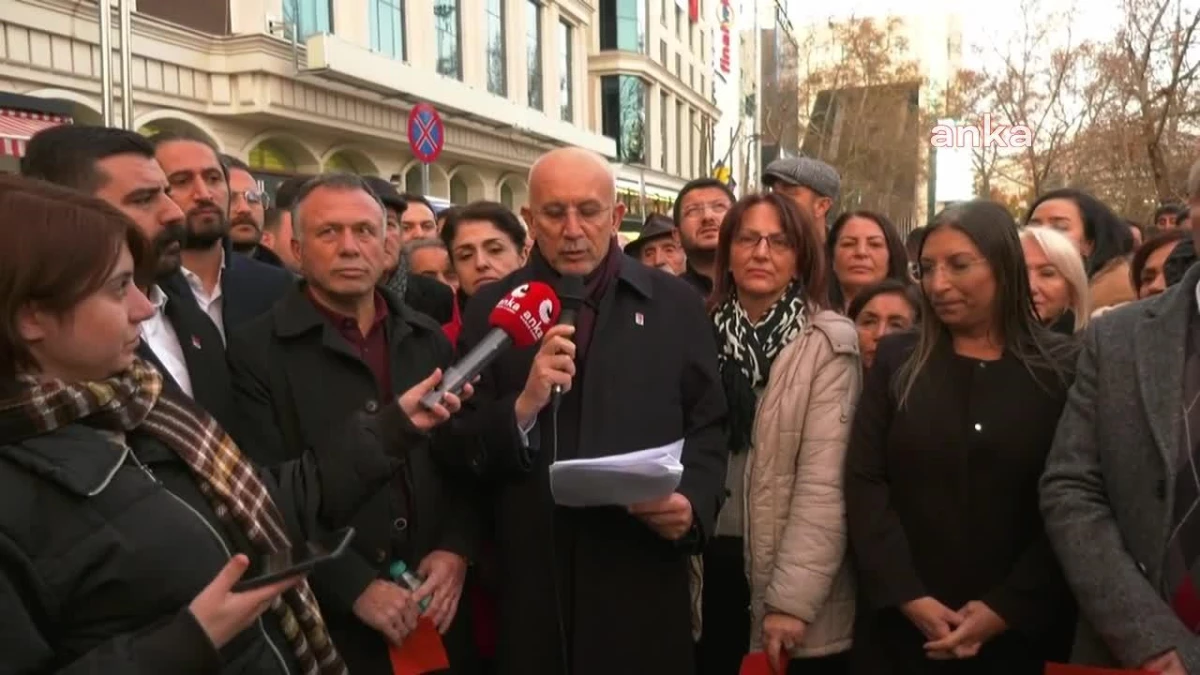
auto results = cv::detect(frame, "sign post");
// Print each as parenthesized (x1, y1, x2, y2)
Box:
(407, 102, 445, 197)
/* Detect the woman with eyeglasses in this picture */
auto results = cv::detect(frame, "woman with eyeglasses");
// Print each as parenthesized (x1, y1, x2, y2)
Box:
(846, 200, 1078, 674)
(700, 193, 860, 675)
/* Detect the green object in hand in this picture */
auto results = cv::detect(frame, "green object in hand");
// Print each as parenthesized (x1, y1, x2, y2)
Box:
(390, 560, 432, 611)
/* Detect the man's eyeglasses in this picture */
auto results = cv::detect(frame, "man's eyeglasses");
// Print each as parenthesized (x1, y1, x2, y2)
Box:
(536, 203, 612, 226)
(231, 189, 265, 206)
(682, 202, 730, 220)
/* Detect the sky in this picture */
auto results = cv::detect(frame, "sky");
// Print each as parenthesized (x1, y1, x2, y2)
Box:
(783, 0, 1129, 200)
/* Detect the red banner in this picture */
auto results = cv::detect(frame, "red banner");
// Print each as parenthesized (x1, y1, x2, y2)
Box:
(689, 0, 699, 22)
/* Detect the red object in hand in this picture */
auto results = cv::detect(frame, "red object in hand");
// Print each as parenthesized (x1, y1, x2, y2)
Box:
(389, 617, 450, 675)
(1045, 663, 1154, 675)
(741, 651, 786, 675)
(487, 281, 561, 348)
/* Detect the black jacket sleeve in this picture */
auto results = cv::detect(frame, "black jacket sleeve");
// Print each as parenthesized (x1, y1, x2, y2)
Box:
(226, 328, 290, 467)
(261, 401, 429, 616)
(673, 289, 730, 550)
(844, 336, 927, 610)
(0, 533, 221, 675)
(432, 286, 537, 479)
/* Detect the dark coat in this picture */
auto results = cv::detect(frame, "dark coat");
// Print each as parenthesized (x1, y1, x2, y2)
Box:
(403, 273, 456, 324)
(165, 240, 292, 338)
(0, 396, 423, 674)
(445, 256, 729, 675)
(845, 333, 1076, 674)
(139, 270, 241, 437)
(227, 284, 477, 674)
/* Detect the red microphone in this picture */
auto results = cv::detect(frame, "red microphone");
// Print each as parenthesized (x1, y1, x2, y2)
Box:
(420, 282, 561, 410)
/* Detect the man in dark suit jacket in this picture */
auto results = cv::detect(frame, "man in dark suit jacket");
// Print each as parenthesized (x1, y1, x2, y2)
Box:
(150, 132, 293, 342)
(446, 147, 728, 675)
(228, 174, 475, 674)
(20, 125, 240, 433)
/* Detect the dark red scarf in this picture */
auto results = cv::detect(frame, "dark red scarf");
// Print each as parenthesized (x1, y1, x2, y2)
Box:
(529, 237, 623, 365)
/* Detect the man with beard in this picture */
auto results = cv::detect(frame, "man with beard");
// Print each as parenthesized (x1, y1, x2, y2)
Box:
(624, 214, 687, 275)
(762, 156, 840, 245)
(673, 178, 735, 296)
(222, 154, 287, 269)
(150, 132, 293, 342)
(20, 125, 241, 433)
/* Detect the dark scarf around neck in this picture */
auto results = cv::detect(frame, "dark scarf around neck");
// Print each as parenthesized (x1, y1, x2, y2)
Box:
(712, 282, 807, 453)
(530, 238, 623, 364)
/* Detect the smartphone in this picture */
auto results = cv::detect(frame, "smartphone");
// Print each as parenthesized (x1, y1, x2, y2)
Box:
(232, 527, 356, 592)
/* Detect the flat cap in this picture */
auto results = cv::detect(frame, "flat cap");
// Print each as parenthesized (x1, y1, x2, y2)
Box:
(762, 156, 841, 200)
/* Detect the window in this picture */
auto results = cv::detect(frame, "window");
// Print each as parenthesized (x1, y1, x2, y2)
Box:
(675, 101, 683, 175)
(500, 183, 515, 209)
(450, 176, 469, 204)
(660, 40, 667, 66)
(661, 0, 667, 24)
(599, 0, 647, 53)
(659, 91, 668, 170)
(675, 6, 683, 39)
(434, 0, 462, 80)
(526, 1, 543, 110)
(559, 20, 573, 122)
(600, 75, 646, 164)
(486, 0, 506, 95)
(689, 109, 697, 176)
(370, 0, 405, 60)
(689, 64, 693, 88)
(284, 0, 331, 39)
(675, 53, 681, 77)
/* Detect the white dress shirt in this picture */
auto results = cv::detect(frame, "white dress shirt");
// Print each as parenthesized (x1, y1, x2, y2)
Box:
(139, 285, 193, 396)
(181, 248, 227, 343)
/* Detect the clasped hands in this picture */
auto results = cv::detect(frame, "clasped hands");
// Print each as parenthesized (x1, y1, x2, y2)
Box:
(901, 596, 1008, 660)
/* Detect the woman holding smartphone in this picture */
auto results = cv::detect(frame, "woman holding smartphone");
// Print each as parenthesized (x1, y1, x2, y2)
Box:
(0, 175, 467, 674)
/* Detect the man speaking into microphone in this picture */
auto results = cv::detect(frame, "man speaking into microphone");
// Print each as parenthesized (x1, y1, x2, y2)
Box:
(446, 147, 729, 675)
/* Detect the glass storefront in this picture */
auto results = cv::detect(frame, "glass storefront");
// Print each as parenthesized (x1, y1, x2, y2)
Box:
(601, 75, 647, 165)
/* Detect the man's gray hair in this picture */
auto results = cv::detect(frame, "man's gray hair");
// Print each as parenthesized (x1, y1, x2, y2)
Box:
(400, 237, 447, 267)
(1188, 158, 1200, 201)
(290, 172, 386, 242)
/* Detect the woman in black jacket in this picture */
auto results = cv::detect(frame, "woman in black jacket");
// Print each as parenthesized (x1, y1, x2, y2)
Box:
(845, 200, 1079, 674)
(0, 175, 466, 674)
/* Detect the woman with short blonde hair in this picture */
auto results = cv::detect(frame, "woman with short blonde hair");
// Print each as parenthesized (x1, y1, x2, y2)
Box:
(1020, 227, 1091, 333)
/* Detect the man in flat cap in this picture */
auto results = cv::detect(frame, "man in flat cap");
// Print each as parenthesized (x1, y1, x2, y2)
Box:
(762, 156, 840, 244)
(625, 214, 687, 275)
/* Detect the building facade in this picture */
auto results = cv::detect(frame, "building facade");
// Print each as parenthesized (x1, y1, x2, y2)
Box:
(708, 0, 759, 197)
(0, 0, 619, 209)
(591, 0, 721, 228)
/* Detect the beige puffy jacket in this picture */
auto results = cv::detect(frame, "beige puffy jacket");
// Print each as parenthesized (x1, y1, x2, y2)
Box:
(743, 310, 861, 658)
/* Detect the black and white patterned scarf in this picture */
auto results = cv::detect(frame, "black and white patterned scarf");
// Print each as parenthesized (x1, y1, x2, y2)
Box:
(713, 282, 806, 453)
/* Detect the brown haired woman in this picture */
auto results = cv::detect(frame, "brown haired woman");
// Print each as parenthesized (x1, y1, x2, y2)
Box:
(0, 174, 467, 674)
(698, 193, 860, 675)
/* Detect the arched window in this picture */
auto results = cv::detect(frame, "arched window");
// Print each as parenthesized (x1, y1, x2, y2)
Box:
(248, 141, 297, 173)
(405, 165, 423, 195)
(500, 183, 514, 210)
(324, 152, 359, 173)
(450, 176, 469, 204)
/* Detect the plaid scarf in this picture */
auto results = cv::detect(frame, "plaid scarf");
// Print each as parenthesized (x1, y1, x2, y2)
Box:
(2, 360, 346, 675)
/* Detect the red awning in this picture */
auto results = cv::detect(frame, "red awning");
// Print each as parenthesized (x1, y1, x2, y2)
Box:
(0, 109, 72, 158)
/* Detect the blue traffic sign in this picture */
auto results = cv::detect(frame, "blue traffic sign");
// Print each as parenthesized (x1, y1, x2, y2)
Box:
(407, 103, 445, 164)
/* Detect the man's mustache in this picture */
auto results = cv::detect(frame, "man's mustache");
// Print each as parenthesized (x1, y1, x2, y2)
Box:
(230, 215, 259, 229)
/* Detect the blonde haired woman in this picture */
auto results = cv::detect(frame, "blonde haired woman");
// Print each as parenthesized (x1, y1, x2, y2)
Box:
(1020, 227, 1090, 334)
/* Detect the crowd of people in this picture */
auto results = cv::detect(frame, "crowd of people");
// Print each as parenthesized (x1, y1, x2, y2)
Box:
(2, 119, 1200, 675)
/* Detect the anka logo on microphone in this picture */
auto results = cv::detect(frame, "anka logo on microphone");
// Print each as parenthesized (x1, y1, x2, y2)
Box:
(495, 283, 555, 342)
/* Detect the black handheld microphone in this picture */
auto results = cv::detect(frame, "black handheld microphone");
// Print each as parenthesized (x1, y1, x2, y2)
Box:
(550, 275, 586, 408)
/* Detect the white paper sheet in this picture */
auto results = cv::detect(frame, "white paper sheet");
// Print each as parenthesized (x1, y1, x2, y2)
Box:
(548, 439, 685, 507)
